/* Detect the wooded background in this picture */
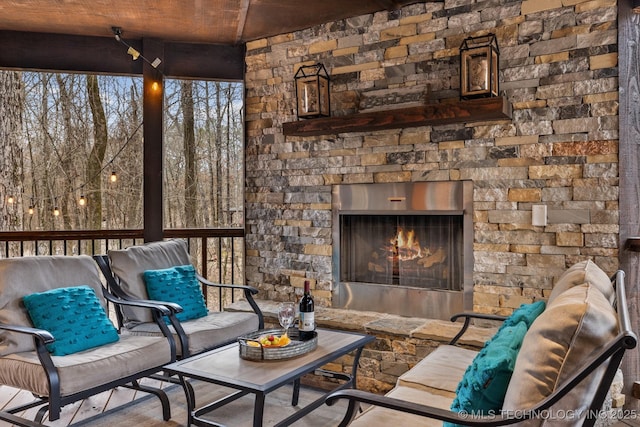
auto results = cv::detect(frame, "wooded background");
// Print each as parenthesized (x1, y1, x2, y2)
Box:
(0, 70, 244, 232)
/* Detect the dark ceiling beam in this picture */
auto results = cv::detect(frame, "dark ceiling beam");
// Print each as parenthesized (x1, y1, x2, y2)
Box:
(0, 30, 244, 81)
(0, 30, 138, 74)
(163, 42, 244, 81)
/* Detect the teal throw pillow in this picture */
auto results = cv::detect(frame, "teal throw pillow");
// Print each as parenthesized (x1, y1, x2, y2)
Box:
(23, 285, 120, 356)
(143, 265, 208, 323)
(501, 300, 546, 330)
(446, 321, 529, 427)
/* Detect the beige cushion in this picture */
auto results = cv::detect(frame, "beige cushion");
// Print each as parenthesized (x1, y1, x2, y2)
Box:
(129, 311, 259, 356)
(0, 255, 107, 356)
(349, 385, 453, 427)
(108, 239, 192, 324)
(547, 260, 614, 305)
(398, 345, 478, 395)
(502, 284, 618, 426)
(0, 335, 172, 397)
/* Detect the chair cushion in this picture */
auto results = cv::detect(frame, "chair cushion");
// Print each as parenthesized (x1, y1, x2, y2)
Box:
(0, 335, 172, 397)
(128, 310, 260, 356)
(144, 265, 208, 323)
(398, 345, 478, 395)
(547, 260, 614, 305)
(23, 286, 119, 356)
(349, 385, 454, 427)
(447, 321, 528, 425)
(502, 284, 618, 426)
(0, 255, 107, 356)
(108, 239, 192, 324)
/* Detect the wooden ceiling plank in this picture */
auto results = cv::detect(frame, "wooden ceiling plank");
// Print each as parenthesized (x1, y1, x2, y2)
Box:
(236, 0, 251, 44)
(0, 1, 442, 45)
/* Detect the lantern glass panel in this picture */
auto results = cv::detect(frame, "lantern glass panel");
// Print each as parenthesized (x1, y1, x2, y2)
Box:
(297, 78, 319, 117)
(318, 77, 329, 116)
(294, 63, 330, 119)
(460, 34, 499, 100)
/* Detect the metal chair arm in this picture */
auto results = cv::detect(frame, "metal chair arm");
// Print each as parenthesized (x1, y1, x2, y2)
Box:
(449, 312, 507, 345)
(0, 323, 55, 345)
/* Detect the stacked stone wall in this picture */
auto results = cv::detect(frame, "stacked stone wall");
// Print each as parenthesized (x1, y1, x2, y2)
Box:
(244, 0, 620, 315)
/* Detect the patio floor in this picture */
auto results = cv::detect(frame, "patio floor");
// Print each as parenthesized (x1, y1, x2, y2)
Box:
(0, 378, 350, 426)
(1, 379, 639, 426)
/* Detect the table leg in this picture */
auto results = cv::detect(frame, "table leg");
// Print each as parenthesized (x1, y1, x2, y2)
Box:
(292, 379, 300, 406)
(253, 392, 266, 427)
(179, 375, 196, 426)
(349, 345, 366, 386)
(273, 344, 369, 427)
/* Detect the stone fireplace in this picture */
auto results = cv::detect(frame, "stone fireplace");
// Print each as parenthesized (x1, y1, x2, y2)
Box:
(243, 1, 621, 318)
(332, 181, 473, 319)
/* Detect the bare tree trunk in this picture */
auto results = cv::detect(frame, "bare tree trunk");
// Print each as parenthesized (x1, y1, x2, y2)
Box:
(205, 82, 216, 226)
(54, 74, 76, 230)
(224, 84, 231, 226)
(86, 74, 108, 229)
(37, 75, 56, 231)
(214, 82, 224, 226)
(181, 80, 197, 227)
(0, 71, 24, 231)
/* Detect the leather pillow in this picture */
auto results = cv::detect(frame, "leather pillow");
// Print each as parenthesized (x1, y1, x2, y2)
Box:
(547, 260, 613, 305)
(502, 284, 618, 426)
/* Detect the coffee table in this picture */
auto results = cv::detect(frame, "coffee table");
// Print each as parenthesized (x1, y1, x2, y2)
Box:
(164, 328, 375, 427)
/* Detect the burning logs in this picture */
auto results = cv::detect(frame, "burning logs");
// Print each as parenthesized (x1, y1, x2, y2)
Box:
(367, 229, 447, 277)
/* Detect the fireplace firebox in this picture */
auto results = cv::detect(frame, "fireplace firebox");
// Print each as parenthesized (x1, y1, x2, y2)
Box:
(332, 181, 473, 320)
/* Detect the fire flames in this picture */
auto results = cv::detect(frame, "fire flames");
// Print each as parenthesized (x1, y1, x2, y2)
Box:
(368, 228, 448, 277)
(387, 229, 424, 261)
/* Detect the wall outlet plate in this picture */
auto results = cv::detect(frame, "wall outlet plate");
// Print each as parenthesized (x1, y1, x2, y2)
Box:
(532, 205, 547, 226)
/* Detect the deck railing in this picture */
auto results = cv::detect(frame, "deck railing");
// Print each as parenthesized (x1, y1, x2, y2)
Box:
(0, 228, 245, 312)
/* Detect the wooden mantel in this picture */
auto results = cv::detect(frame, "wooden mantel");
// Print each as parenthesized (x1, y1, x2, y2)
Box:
(282, 96, 512, 137)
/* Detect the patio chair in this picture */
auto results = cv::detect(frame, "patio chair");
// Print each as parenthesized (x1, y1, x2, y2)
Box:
(0, 254, 177, 427)
(94, 239, 264, 359)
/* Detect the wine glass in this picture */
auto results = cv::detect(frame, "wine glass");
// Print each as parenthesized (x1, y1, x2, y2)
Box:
(277, 302, 296, 338)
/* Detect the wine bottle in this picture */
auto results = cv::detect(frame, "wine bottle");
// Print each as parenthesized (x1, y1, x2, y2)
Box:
(298, 280, 315, 340)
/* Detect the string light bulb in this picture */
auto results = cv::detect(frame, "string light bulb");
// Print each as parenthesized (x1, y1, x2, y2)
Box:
(112, 27, 162, 69)
(126, 46, 141, 60)
(110, 171, 118, 183)
(53, 198, 60, 217)
(7, 195, 14, 204)
(79, 194, 86, 206)
(28, 205, 34, 215)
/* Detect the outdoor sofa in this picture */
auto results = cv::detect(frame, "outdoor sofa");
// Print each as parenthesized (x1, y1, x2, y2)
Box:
(327, 260, 637, 427)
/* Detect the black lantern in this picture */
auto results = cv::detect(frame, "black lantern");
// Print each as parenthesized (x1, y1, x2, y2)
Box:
(459, 34, 499, 100)
(294, 63, 330, 119)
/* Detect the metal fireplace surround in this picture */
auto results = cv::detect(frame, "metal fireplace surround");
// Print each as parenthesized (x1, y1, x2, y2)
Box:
(331, 181, 473, 320)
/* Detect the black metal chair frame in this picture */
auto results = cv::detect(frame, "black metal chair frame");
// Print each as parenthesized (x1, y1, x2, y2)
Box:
(326, 270, 637, 427)
(0, 285, 177, 427)
(94, 254, 264, 359)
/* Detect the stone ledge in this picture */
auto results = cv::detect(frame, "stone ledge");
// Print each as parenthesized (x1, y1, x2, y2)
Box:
(226, 299, 496, 348)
